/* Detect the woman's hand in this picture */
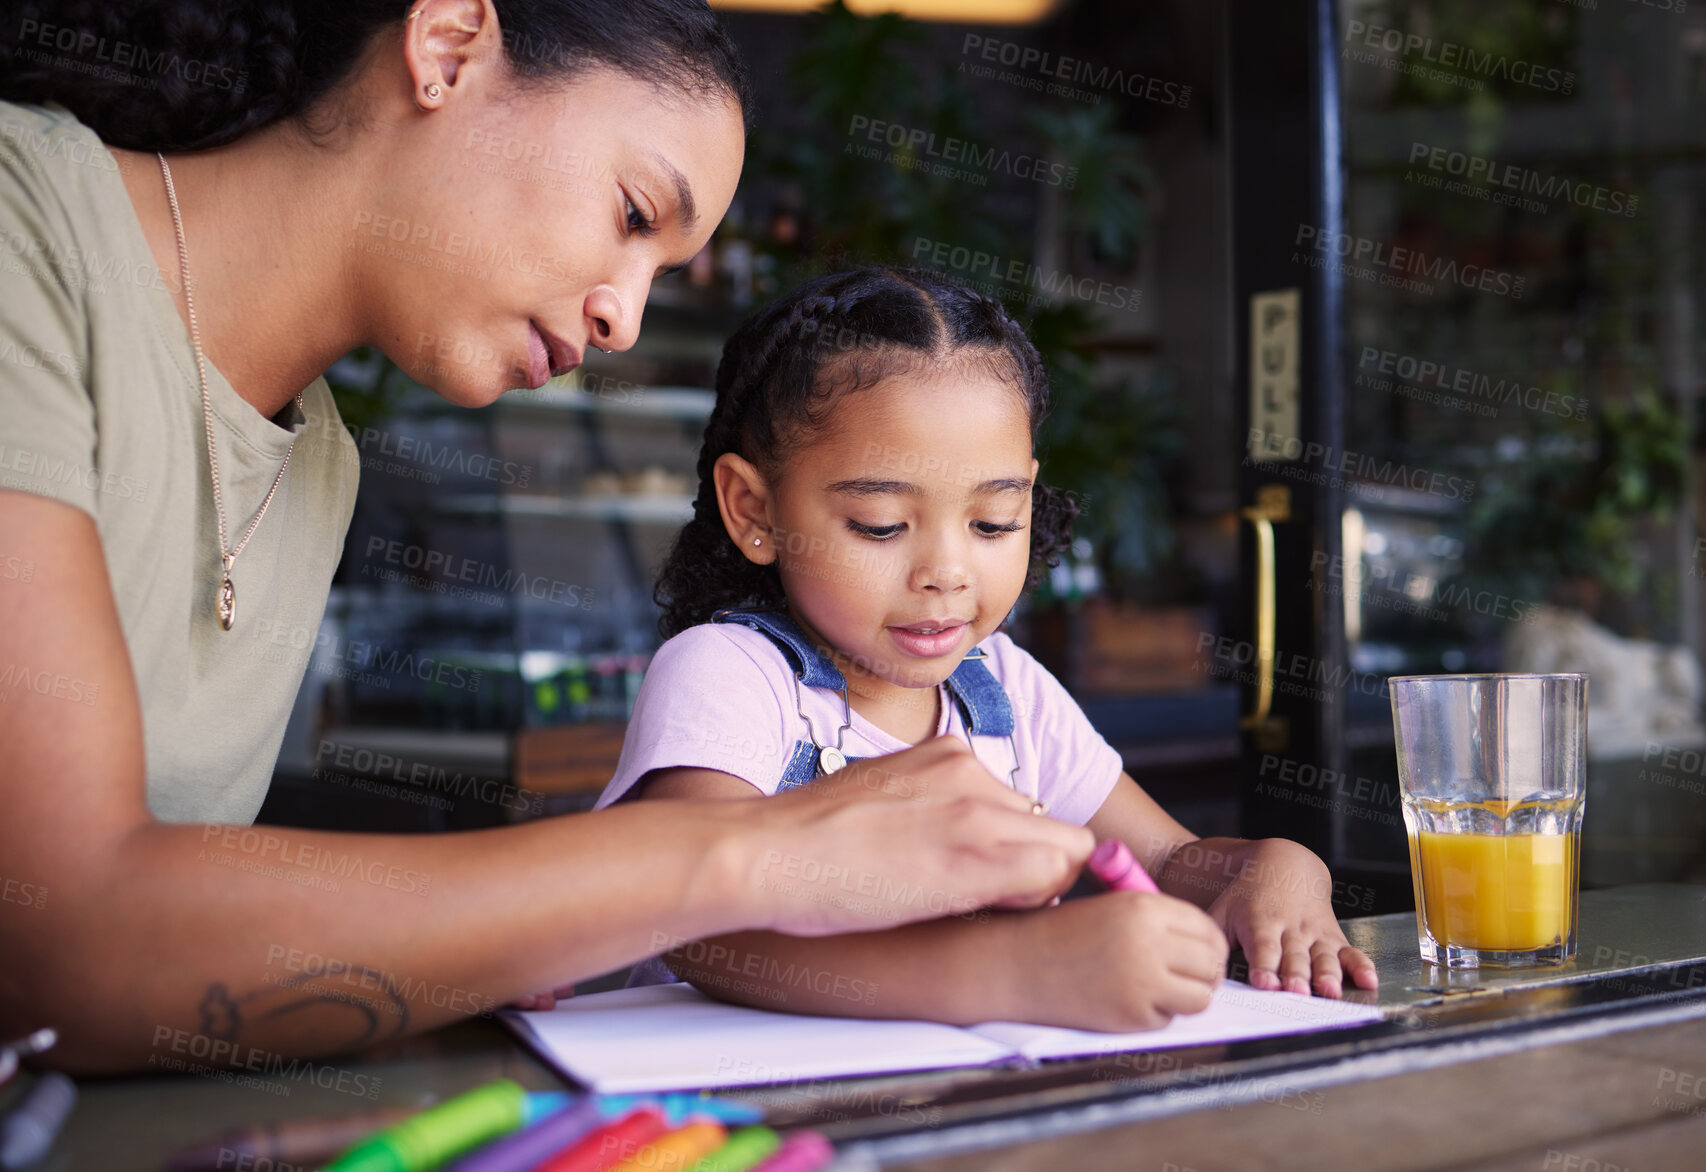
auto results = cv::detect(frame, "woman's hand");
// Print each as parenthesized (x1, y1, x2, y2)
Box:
(1201, 838, 1379, 998)
(740, 736, 1095, 937)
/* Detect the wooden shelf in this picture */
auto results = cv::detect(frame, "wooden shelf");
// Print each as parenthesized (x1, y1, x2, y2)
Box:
(433, 493, 695, 524)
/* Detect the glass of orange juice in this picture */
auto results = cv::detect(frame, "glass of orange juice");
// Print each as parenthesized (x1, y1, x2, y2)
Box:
(1389, 673, 1587, 968)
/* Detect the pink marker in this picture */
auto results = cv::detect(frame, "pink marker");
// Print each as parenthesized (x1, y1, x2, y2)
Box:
(1087, 839, 1160, 893)
(751, 1130, 834, 1172)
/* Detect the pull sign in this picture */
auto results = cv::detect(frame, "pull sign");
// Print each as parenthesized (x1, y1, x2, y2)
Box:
(1248, 288, 1301, 463)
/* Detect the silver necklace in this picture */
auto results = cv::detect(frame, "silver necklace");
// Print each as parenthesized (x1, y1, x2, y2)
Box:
(158, 154, 303, 631)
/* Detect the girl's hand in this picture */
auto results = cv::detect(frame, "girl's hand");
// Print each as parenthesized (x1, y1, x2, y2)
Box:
(747, 736, 1095, 936)
(1018, 891, 1230, 1032)
(1204, 838, 1378, 998)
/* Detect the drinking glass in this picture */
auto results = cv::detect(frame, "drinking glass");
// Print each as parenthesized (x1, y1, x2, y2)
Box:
(1390, 673, 1587, 968)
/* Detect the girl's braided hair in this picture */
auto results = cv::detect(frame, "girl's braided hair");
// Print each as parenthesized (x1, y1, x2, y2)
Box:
(655, 265, 1079, 638)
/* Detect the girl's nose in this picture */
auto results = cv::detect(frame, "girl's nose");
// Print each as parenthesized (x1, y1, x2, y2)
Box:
(911, 556, 969, 593)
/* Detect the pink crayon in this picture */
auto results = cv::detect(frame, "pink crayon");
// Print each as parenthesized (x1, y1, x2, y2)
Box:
(1087, 839, 1160, 894)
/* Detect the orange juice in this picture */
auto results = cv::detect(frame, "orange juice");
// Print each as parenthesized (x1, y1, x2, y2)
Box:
(1409, 830, 1572, 951)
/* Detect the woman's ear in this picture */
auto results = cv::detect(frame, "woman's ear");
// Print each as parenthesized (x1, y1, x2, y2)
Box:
(402, 0, 499, 104)
(712, 453, 775, 565)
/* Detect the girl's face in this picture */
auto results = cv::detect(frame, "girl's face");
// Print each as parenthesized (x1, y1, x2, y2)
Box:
(764, 364, 1039, 699)
(361, 66, 744, 406)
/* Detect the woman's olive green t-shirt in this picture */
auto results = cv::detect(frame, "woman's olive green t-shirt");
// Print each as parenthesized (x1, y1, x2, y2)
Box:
(0, 101, 360, 823)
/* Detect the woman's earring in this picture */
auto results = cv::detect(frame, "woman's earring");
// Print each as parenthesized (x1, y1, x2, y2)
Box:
(424, 83, 442, 101)
(753, 537, 762, 547)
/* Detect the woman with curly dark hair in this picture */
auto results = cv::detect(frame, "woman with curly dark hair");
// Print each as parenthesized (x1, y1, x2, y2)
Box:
(601, 266, 1377, 1029)
(0, 4, 1096, 1072)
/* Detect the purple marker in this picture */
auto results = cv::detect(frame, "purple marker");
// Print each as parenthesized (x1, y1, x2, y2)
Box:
(441, 1097, 602, 1172)
(1087, 839, 1160, 894)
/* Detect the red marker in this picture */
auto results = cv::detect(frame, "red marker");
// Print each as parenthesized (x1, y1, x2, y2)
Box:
(535, 1107, 669, 1172)
(1087, 839, 1159, 894)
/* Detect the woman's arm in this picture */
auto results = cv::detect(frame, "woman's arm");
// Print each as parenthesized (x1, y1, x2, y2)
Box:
(0, 492, 1093, 1072)
(647, 769, 1229, 1032)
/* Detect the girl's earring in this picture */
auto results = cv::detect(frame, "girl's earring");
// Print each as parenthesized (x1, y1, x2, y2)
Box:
(753, 537, 762, 547)
(424, 83, 442, 101)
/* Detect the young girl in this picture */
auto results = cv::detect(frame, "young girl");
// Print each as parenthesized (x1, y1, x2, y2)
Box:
(597, 267, 1377, 1030)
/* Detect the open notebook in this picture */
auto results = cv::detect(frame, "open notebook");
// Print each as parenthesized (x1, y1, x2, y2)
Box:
(502, 982, 1386, 1093)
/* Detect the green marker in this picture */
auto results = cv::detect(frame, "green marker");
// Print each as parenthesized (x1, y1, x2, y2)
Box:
(321, 1080, 556, 1172)
(683, 1126, 781, 1172)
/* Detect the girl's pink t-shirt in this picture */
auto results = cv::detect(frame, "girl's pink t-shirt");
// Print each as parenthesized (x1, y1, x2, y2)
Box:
(595, 622, 1123, 827)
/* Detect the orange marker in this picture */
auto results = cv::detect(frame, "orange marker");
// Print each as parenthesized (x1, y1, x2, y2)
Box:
(606, 1121, 728, 1172)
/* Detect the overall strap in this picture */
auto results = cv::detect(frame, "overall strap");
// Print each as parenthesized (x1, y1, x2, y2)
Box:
(713, 608, 849, 790)
(711, 608, 846, 689)
(945, 649, 1016, 737)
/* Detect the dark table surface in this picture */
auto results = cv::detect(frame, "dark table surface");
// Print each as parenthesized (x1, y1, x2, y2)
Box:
(29, 883, 1706, 1172)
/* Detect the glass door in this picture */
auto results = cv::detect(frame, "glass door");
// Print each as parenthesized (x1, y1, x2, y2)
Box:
(1233, 0, 1706, 900)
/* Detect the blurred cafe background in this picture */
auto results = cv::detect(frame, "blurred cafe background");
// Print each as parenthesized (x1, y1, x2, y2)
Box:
(261, 0, 1706, 918)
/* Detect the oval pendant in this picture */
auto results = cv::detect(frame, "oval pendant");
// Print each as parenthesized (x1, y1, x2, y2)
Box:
(217, 575, 236, 631)
(818, 746, 847, 775)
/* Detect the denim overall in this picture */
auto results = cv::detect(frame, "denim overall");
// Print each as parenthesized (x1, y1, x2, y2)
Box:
(710, 607, 1017, 790)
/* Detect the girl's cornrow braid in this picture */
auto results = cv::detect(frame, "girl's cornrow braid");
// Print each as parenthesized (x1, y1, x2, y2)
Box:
(690, 292, 846, 518)
(656, 290, 856, 636)
(965, 287, 1010, 320)
(973, 290, 1030, 345)
(952, 283, 1039, 363)
(711, 293, 845, 440)
(749, 294, 843, 381)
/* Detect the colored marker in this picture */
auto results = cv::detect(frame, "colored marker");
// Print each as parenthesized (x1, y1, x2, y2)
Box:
(526, 1093, 575, 1120)
(596, 1094, 766, 1127)
(321, 1079, 557, 1172)
(534, 1106, 668, 1172)
(606, 1121, 726, 1172)
(750, 1131, 835, 1172)
(0, 1070, 76, 1171)
(165, 1104, 428, 1172)
(683, 1125, 780, 1172)
(442, 1097, 603, 1172)
(1087, 838, 1159, 894)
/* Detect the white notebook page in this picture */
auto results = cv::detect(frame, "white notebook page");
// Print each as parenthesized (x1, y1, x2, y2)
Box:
(970, 980, 1385, 1060)
(505, 984, 1017, 1093)
(504, 981, 1386, 1093)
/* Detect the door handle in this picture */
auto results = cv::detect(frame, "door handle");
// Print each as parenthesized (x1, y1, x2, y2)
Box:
(1240, 484, 1291, 751)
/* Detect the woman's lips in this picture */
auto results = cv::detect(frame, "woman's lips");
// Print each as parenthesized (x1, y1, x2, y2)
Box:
(536, 322, 583, 377)
(887, 621, 968, 659)
(526, 323, 551, 390)
(526, 321, 582, 389)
